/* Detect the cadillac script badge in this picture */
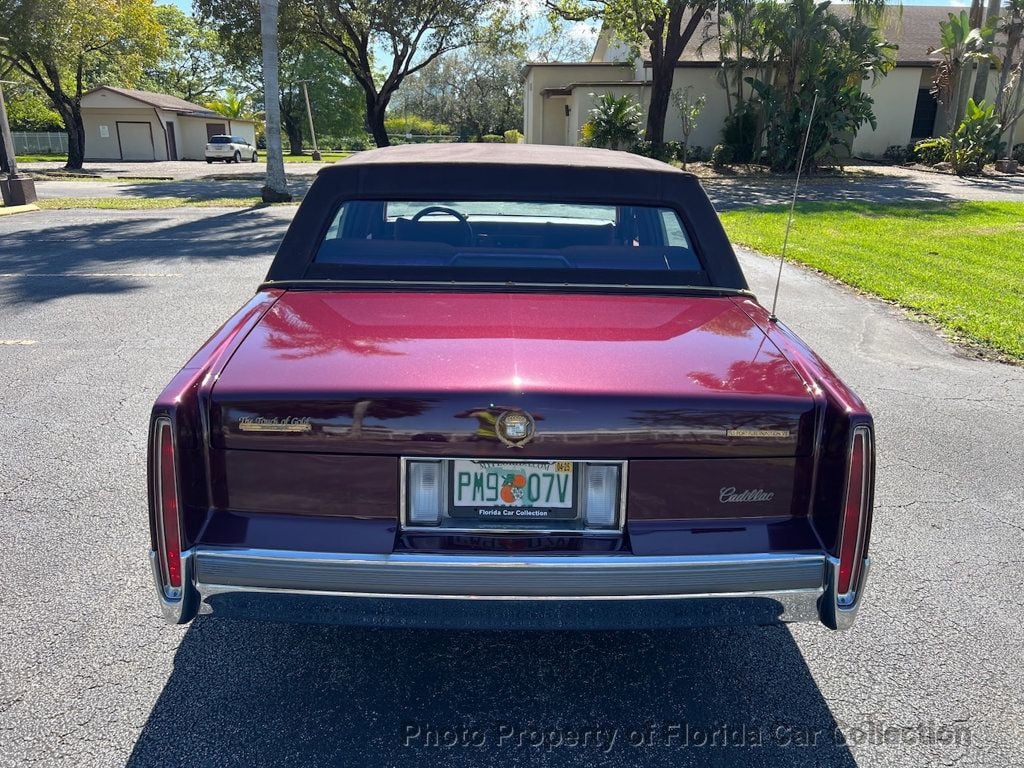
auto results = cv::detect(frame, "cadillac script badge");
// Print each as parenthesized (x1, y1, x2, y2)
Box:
(495, 411, 536, 448)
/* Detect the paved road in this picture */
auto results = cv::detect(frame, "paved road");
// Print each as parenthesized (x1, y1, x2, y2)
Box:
(28, 171, 1024, 210)
(0, 207, 1022, 767)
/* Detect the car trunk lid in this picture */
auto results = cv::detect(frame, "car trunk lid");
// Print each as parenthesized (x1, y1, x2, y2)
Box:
(209, 290, 816, 459)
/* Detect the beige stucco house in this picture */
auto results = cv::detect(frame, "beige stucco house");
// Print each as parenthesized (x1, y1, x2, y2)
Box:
(524, 6, 1001, 158)
(80, 86, 257, 162)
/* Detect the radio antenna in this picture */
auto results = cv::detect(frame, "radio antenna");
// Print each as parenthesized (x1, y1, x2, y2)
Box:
(769, 90, 819, 322)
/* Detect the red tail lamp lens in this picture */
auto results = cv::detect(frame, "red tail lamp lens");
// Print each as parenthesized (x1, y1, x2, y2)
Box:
(838, 427, 870, 596)
(157, 420, 182, 591)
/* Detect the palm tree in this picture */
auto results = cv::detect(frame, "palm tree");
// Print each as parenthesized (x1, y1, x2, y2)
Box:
(206, 89, 250, 119)
(932, 10, 1000, 133)
(580, 93, 643, 151)
(259, 0, 290, 203)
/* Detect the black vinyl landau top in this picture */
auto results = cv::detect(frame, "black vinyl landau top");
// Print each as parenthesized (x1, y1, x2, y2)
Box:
(265, 144, 748, 291)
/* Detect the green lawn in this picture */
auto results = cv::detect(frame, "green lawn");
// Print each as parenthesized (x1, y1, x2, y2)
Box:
(36, 196, 294, 210)
(720, 201, 1024, 362)
(282, 152, 352, 163)
(14, 153, 68, 163)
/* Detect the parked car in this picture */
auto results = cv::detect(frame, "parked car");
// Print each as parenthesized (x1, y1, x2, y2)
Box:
(148, 144, 874, 631)
(205, 135, 258, 163)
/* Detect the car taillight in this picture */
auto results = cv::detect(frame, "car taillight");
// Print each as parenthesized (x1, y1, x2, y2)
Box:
(154, 418, 182, 596)
(837, 425, 871, 599)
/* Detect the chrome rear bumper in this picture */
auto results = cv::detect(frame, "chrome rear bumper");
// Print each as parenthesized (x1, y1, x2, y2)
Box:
(151, 548, 868, 630)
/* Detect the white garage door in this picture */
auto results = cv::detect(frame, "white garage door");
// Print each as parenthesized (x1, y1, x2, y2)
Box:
(117, 122, 155, 161)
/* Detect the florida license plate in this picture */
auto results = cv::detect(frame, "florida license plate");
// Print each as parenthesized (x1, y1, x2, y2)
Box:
(449, 460, 577, 522)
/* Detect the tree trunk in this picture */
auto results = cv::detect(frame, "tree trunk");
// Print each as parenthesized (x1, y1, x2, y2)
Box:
(366, 92, 390, 147)
(971, 0, 1003, 105)
(55, 99, 85, 170)
(259, 0, 290, 202)
(0, 130, 9, 174)
(282, 111, 304, 155)
(645, 57, 674, 146)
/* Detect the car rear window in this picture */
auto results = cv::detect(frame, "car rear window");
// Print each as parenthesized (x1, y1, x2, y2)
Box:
(312, 200, 707, 286)
(209, 136, 231, 144)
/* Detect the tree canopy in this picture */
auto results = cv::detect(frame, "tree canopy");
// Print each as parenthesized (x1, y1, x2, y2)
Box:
(0, 0, 165, 168)
(139, 3, 230, 103)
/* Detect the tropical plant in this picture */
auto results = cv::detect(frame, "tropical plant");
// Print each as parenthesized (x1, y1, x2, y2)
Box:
(932, 10, 1001, 134)
(503, 129, 524, 143)
(950, 98, 1002, 175)
(206, 88, 250, 118)
(741, 0, 895, 172)
(672, 86, 706, 169)
(580, 92, 643, 150)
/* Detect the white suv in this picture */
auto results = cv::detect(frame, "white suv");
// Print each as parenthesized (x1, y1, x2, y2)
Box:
(205, 135, 259, 163)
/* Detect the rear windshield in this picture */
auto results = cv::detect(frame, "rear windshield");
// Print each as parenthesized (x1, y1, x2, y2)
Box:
(312, 200, 707, 286)
(209, 136, 231, 144)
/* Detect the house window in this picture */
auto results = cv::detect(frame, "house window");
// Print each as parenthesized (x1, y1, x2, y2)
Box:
(911, 89, 938, 139)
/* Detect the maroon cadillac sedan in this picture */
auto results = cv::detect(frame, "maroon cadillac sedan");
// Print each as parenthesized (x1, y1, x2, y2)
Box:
(148, 144, 874, 630)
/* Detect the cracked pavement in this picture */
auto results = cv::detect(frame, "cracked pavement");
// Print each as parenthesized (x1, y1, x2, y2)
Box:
(0, 206, 1021, 767)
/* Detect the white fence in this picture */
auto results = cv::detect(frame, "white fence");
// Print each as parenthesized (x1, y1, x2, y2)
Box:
(12, 131, 68, 155)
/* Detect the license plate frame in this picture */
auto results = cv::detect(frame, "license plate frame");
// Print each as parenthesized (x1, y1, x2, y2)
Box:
(448, 459, 579, 524)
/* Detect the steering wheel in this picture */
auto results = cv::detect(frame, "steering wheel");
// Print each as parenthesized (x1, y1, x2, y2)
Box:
(411, 205, 474, 245)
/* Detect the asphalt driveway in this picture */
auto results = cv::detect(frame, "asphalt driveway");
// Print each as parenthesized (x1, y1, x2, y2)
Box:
(19, 158, 1024, 209)
(0, 206, 1021, 767)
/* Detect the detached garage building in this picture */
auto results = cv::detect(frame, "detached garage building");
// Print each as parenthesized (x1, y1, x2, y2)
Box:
(80, 86, 257, 162)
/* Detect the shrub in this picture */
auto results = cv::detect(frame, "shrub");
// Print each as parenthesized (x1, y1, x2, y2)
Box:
(711, 143, 734, 169)
(383, 114, 450, 137)
(883, 144, 912, 164)
(721, 108, 757, 163)
(480, 134, 504, 143)
(683, 144, 704, 162)
(629, 140, 652, 157)
(912, 137, 950, 166)
(581, 92, 643, 150)
(503, 129, 524, 144)
(1014, 143, 1024, 163)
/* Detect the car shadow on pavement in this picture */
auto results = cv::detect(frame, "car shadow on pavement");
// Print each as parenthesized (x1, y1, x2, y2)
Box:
(126, 618, 856, 767)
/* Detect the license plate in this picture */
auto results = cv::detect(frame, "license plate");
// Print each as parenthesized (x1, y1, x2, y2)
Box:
(449, 460, 577, 522)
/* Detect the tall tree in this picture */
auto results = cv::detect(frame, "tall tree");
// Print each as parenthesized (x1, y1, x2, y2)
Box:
(259, 0, 290, 202)
(547, 0, 715, 145)
(196, 0, 365, 154)
(0, 0, 165, 169)
(140, 4, 230, 103)
(391, 44, 525, 140)
(301, 0, 513, 147)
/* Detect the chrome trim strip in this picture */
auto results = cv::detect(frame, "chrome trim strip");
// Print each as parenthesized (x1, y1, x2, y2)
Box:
(148, 548, 198, 624)
(399, 457, 628, 535)
(193, 547, 826, 601)
(820, 555, 871, 630)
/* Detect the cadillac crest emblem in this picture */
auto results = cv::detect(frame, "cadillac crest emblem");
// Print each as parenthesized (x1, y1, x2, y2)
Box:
(495, 411, 536, 448)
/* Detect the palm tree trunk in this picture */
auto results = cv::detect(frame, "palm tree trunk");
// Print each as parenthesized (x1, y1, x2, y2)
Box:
(971, 0, 1003, 104)
(259, 0, 290, 202)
